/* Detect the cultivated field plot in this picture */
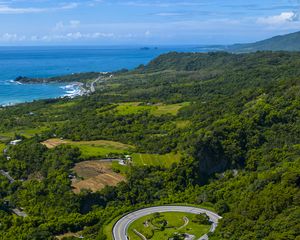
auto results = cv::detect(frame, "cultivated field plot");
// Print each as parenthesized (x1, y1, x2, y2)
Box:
(42, 138, 68, 148)
(132, 153, 181, 167)
(151, 102, 190, 116)
(128, 212, 210, 240)
(72, 160, 125, 193)
(42, 138, 134, 158)
(113, 102, 190, 116)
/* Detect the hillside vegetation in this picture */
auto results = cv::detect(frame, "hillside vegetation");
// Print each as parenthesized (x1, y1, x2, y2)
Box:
(15, 72, 100, 84)
(227, 31, 300, 52)
(0, 51, 299, 240)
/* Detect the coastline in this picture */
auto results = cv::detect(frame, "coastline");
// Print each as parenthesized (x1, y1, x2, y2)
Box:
(0, 81, 88, 108)
(0, 71, 109, 107)
(60, 82, 88, 98)
(0, 45, 207, 109)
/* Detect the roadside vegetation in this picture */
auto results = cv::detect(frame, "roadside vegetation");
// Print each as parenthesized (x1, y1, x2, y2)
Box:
(0, 51, 299, 240)
(128, 212, 211, 240)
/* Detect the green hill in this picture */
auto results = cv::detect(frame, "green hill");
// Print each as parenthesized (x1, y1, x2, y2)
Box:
(0, 51, 299, 240)
(227, 31, 300, 52)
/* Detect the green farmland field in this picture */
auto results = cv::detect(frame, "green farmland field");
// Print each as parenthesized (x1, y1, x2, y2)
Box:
(132, 153, 181, 167)
(42, 139, 134, 159)
(114, 102, 190, 116)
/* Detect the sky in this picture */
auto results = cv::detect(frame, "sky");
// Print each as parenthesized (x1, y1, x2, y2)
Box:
(0, 0, 299, 45)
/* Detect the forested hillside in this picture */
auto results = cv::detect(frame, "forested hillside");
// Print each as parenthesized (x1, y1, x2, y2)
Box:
(0, 51, 299, 240)
(226, 31, 300, 52)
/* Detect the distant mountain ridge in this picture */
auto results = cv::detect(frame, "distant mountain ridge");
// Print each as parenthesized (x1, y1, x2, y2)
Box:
(226, 31, 300, 52)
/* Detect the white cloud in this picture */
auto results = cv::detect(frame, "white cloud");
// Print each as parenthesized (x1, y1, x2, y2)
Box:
(144, 30, 151, 36)
(60, 3, 79, 10)
(87, 0, 104, 7)
(0, 2, 78, 14)
(54, 22, 64, 31)
(124, 1, 206, 8)
(54, 20, 81, 31)
(70, 20, 81, 28)
(0, 31, 116, 42)
(0, 5, 44, 13)
(0, 33, 26, 41)
(257, 11, 300, 25)
(155, 12, 183, 16)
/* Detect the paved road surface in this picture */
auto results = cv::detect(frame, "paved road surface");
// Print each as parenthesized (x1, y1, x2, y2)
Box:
(0, 170, 15, 183)
(90, 76, 103, 93)
(113, 206, 222, 240)
(12, 208, 28, 218)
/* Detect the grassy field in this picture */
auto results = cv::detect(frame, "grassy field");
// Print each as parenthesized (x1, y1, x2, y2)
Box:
(128, 212, 210, 240)
(175, 120, 191, 129)
(114, 102, 190, 116)
(114, 102, 149, 115)
(42, 138, 134, 158)
(0, 126, 50, 140)
(104, 215, 122, 240)
(111, 161, 128, 174)
(132, 153, 181, 167)
(151, 102, 190, 116)
(0, 143, 6, 155)
(72, 160, 125, 193)
(51, 101, 78, 109)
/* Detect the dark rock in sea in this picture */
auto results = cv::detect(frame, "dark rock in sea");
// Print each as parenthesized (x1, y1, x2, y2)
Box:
(15, 76, 44, 84)
(15, 76, 29, 82)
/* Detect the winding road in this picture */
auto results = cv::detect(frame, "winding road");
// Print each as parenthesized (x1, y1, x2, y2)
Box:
(90, 76, 102, 93)
(0, 170, 15, 183)
(113, 206, 222, 240)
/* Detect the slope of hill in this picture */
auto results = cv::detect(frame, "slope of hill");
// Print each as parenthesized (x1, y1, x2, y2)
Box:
(0, 51, 299, 240)
(227, 31, 300, 52)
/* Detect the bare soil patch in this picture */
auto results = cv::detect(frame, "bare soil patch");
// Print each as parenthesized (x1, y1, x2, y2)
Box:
(71, 160, 125, 194)
(41, 139, 67, 149)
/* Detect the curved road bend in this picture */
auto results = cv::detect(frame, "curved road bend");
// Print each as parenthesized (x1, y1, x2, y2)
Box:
(113, 206, 222, 240)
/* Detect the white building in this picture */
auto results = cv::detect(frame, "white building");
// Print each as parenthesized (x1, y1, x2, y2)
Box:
(10, 139, 22, 145)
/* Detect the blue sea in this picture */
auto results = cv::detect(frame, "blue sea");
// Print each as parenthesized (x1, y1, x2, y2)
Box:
(0, 46, 214, 106)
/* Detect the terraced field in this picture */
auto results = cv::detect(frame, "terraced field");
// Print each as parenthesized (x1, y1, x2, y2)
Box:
(71, 160, 125, 193)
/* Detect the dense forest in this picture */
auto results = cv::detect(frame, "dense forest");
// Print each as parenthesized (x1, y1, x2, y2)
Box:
(0, 51, 299, 240)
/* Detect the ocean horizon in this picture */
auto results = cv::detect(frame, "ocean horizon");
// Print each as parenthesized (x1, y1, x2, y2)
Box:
(0, 45, 216, 106)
